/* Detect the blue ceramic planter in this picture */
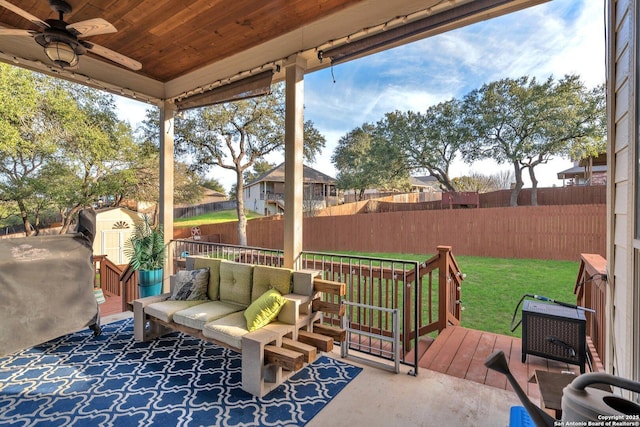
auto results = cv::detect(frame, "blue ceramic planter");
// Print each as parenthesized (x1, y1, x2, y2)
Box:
(138, 268, 163, 297)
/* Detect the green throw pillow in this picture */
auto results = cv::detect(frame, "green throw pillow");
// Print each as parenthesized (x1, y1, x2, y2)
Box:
(244, 288, 286, 332)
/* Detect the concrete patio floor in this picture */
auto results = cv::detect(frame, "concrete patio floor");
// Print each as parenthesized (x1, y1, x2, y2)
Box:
(308, 352, 520, 427)
(103, 312, 520, 426)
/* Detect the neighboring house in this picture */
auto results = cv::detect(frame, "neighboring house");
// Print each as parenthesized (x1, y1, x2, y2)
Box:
(243, 163, 337, 216)
(175, 187, 227, 207)
(557, 154, 607, 186)
(343, 176, 441, 203)
(94, 207, 143, 265)
(409, 176, 441, 192)
(174, 187, 235, 219)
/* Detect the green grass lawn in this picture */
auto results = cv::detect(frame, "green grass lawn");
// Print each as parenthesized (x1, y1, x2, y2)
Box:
(340, 252, 579, 337)
(174, 210, 261, 227)
(455, 255, 578, 337)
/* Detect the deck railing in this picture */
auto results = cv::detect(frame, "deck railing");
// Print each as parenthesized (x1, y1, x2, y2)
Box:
(93, 255, 139, 312)
(297, 250, 421, 369)
(575, 253, 607, 371)
(94, 255, 123, 296)
(119, 264, 139, 312)
(170, 239, 285, 267)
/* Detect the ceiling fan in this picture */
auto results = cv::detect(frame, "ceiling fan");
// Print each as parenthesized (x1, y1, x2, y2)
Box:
(0, 0, 141, 70)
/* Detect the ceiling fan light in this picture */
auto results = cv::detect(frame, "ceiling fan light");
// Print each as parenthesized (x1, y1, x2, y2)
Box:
(44, 41, 78, 67)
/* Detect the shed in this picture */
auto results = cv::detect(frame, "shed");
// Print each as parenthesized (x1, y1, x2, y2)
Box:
(94, 207, 143, 265)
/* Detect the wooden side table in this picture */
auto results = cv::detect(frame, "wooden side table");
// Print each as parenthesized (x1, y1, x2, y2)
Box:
(534, 370, 611, 419)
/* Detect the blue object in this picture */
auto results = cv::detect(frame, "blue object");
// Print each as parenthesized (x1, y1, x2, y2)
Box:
(181, 251, 189, 258)
(509, 406, 535, 427)
(138, 268, 163, 297)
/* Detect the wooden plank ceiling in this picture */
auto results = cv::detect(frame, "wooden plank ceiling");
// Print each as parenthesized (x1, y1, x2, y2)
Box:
(0, 0, 363, 82)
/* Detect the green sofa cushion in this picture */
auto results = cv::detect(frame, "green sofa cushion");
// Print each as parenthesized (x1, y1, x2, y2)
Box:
(145, 300, 204, 323)
(191, 257, 222, 300)
(251, 265, 292, 302)
(173, 300, 245, 330)
(219, 261, 253, 307)
(244, 289, 287, 332)
(202, 311, 248, 350)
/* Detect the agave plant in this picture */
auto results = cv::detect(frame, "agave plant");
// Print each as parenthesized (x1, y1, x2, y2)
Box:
(125, 215, 166, 271)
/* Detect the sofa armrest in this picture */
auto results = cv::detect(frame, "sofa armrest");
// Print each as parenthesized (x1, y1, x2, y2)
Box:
(133, 293, 170, 341)
(278, 293, 311, 325)
(134, 293, 171, 308)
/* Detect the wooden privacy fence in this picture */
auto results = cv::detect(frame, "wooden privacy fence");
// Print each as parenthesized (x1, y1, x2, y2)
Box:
(479, 186, 606, 207)
(305, 204, 606, 260)
(182, 204, 605, 261)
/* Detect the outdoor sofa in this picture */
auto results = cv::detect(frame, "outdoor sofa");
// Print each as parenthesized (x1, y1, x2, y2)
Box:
(133, 255, 345, 397)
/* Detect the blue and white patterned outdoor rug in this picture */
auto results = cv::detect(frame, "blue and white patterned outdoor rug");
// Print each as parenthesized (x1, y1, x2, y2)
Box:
(0, 318, 362, 426)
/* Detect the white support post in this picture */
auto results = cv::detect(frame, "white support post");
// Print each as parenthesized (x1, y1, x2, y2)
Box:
(283, 56, 306, 269)
(159, 101, 175, 283)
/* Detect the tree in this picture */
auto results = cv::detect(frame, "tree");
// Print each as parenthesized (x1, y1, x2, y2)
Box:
(117, 148, 204, 221)
(202, 178, 226, 196)
(243, 160, 276, 184)
(331, 124, 377, 200)
(228, 184, 238, 201)
(42, 83, 141, 232)
(332, 119, 411, 200)
(0, 65, 59, 235)
(564, 83, 607, 185)
(176, 84, 325, 245)
(452, 171, 513, 192)
(462, 75, 605, 206)
(386, 101, 467, 192)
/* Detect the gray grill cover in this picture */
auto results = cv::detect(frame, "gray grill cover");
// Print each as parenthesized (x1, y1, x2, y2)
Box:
(0, 209, 99, 356)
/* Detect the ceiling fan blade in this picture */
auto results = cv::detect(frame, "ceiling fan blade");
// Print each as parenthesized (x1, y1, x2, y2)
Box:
(0, 0, 49, 29)
(67, 18, 117, 37)
(85, 42, 141, 71)
(0, 28, 35, 36)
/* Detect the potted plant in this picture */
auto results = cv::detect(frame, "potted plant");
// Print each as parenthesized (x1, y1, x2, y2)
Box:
(125, 214, 166, 297)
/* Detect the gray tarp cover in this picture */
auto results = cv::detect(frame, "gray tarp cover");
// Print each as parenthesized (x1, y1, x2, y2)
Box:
(0, 210, 99, 356)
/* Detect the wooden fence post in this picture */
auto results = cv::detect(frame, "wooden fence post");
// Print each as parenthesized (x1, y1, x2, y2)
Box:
(437, 246, 452, 332)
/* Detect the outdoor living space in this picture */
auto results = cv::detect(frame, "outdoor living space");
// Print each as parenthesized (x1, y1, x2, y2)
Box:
(0, 252, 602, 427)
(84, 241, 608, 425)
(1, 0, 639, 425)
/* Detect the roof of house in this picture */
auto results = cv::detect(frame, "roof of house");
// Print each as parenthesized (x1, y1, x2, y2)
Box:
(202, 188, 226, 198)
(245, 163, 336, 187)
(410, 176, 439, 187)
(557, 165, 607, 179)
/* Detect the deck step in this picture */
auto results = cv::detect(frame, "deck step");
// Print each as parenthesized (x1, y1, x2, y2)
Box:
(404, 336, 435, 364)
(264, 345, 304, 371)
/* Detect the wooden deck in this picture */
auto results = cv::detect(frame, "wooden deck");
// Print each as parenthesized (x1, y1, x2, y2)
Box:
(99, 291, 124, 319)
(418, 326, 581, 401)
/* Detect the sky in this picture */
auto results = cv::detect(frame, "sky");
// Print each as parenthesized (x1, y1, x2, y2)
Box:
(115, 0, 605, 193)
